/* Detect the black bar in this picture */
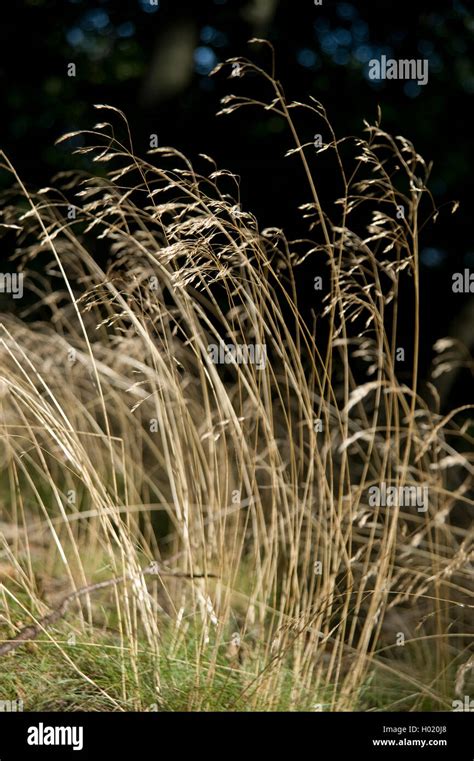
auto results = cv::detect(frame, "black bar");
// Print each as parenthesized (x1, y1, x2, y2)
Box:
(0, 711, 472, 759)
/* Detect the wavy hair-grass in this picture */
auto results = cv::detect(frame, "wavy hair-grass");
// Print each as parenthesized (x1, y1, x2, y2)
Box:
(0, 43, 472, 710)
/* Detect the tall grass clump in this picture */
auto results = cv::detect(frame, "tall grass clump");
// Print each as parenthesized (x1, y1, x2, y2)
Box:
(0, 43, 472, 711)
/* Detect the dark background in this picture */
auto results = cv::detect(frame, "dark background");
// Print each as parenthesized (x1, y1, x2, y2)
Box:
(0, 0, 472, 405)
